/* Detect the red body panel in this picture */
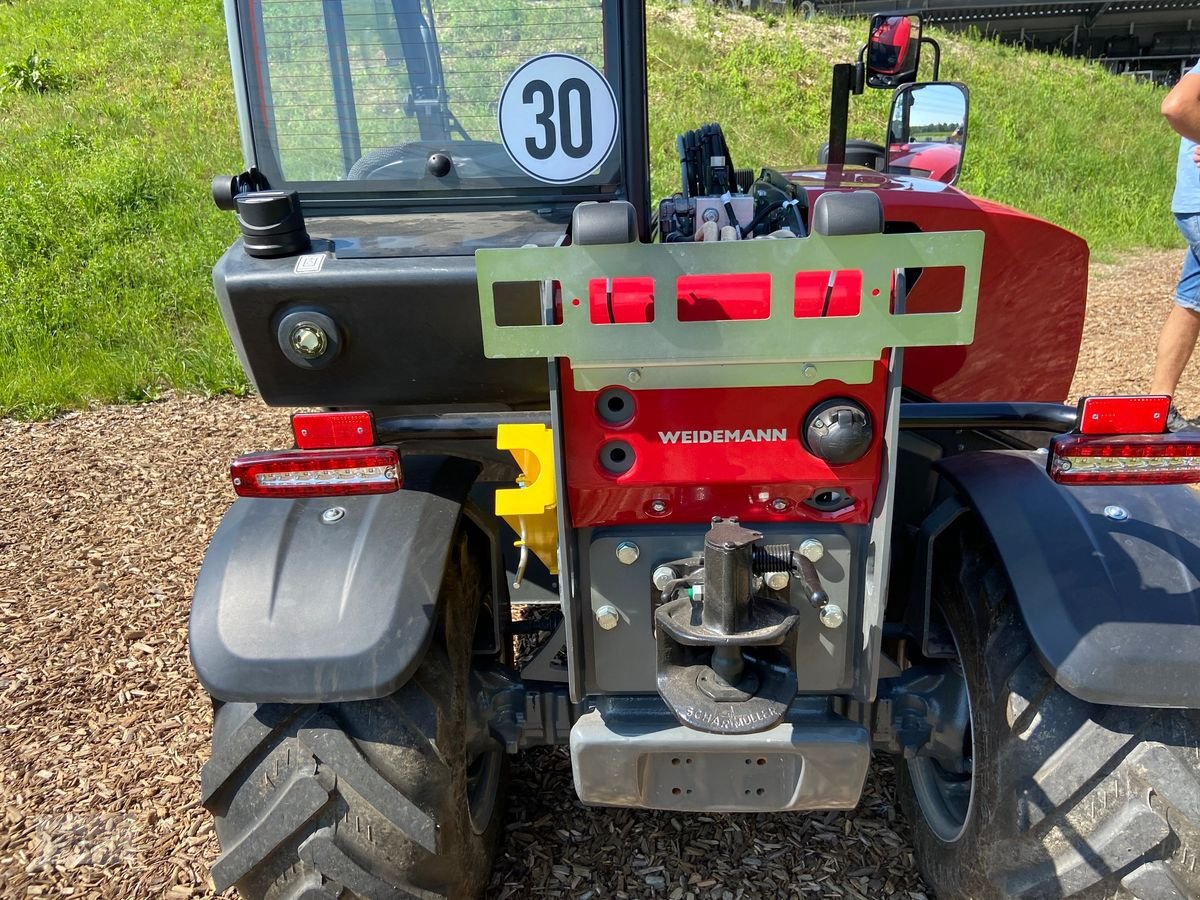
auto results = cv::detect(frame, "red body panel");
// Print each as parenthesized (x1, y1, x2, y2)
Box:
(786, 170, 1090, 403)
(559, 170, 1088, 527)
(561, 361, 890, 527)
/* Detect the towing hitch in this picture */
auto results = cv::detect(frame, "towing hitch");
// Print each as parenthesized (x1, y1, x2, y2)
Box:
(654, 518, 802, 734)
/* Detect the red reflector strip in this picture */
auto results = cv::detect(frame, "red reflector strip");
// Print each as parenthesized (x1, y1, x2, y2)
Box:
(230, 447, 401, 498)
(292, 411, 376, 449)
(1077, 395, 1170, 435)
(1049, 434, 1200, 485)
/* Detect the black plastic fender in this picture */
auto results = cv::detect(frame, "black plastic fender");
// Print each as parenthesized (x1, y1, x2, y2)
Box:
(190, 455, 480, 703)
(933, 450, 1200, 708)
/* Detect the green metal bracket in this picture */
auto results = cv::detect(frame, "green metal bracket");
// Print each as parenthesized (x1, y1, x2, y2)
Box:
(476, 229, 983, 390)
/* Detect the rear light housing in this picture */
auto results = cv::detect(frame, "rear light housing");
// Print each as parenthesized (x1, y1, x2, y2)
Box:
(230, 447, 401, 498)
(1049, 433, 1200, 485)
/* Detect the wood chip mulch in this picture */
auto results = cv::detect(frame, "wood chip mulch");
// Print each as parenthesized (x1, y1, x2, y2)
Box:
(0, 251, 1191, 899)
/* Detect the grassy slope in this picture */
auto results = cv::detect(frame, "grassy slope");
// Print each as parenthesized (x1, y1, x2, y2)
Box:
(0, 0, 1179, 417)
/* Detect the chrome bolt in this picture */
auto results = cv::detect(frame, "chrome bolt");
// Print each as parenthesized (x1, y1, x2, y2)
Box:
(702, 207, 720, 223)
(649, 499, 668, 515)
(769, 498, 789, 512)
(321, 507, 345, 524)
(595, 605, 620, 630)
(799, 539, 825, 562)
(819, 603, 845, 629)
(627, 368, 642, 384)
(765, 570, 790, 591)
(615, 541, 640, 565)
(1104, 505, 1129, 522)
(652, 566, 677, 591)
(290, 322, 328, 358)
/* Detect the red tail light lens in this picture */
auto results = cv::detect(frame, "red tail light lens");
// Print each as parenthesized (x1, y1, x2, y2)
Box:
(1049, 434, 1200, 485)
(230, 447, 401, 498)
(292, 411, 376, 449)
(1077, 395, 1170, 435)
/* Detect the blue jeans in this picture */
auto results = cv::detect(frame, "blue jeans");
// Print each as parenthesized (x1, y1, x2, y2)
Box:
(1175, 212, 1200, 312)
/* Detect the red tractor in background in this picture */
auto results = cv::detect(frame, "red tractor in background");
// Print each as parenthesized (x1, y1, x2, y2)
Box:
(189, 3, 1200, 897)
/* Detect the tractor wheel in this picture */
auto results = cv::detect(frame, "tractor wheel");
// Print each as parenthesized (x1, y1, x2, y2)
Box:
(900, 523, 1200, 899)
(200, 538, 505, 900)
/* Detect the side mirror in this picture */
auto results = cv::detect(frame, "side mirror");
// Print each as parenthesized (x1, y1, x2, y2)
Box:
(885, 82, 968, 185)
(866, 15, 922, 88)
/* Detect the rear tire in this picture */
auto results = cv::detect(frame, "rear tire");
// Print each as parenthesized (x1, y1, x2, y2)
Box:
(201, 538, 504, 900)
(900, 522, 1200, 899)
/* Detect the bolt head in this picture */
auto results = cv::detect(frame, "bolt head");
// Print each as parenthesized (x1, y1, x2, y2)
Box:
(649, 499, 668, 515)
(1104, 505, 1129, 522)
(769, 498, 789, 512)
(615, 541, 640, 565)
(627, 368, 642, 384)
(290, 322, 328, 358)
(799, 539, 825, 562)
(765, 570, 790, 591)
(652, 566, 676, 590)
(595, 605, 620, 630)
(321, 507, 345, 524)
(819, 603, 845, 629)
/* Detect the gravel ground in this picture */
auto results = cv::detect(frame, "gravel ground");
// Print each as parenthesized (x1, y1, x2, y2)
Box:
(0, 250, 1194, 899)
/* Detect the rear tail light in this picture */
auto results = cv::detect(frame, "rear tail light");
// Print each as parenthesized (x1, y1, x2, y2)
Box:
(1049, 434, 1200, 485)
(230, 447, 401, 498)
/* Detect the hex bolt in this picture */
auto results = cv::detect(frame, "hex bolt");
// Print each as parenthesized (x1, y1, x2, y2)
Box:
(321, 507, 345, 524)
(595, 605, 620, 630)
(290, 322, 328, 358)
(803, 364, 818, 380)
(649, 499, 668, 515)
(1104, 505, 1129, 522)
(652, 566, 677, 590)
(819, 603, 846, 629)
(615, 541, 640, 565)
(799, 539, 825, 562)
(769, 498, 789, 512)
(627, 368, 642, 384)
(765, 570, 790, 591)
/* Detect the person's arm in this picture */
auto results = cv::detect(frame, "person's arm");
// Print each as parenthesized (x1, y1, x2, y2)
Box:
(1163, 72, 1200, 142)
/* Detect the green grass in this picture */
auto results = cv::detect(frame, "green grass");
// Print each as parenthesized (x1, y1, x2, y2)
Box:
(0, 0, 1182, 418)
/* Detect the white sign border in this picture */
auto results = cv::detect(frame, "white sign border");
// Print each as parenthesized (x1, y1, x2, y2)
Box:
(497, 52, 620, 186)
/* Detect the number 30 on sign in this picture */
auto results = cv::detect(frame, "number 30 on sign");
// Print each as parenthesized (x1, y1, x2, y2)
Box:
(498, 53, 619, 185)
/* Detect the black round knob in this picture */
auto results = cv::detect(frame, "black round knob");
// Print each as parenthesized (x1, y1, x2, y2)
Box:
(804, 399, 873, 465)
(427, 152, 452, 178)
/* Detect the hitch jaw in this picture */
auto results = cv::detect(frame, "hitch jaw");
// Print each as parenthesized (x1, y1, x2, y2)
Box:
(654, 518, 800, 735)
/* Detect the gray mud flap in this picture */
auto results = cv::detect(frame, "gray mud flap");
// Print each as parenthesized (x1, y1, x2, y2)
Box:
(569, 709, 869, 812)
(190, 455, 478, 703)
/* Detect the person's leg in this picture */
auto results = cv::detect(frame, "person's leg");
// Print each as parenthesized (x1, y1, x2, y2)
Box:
(1151, 213, 1200, 404)
(1150, 304, 1200, 397)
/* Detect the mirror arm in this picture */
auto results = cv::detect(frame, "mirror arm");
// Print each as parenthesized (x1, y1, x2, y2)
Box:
(920, 36, 941, 80)
(826, 63, 854, 167)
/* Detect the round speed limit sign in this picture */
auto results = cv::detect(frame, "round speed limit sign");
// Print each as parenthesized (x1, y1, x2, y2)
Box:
(498, 53, 619, 185)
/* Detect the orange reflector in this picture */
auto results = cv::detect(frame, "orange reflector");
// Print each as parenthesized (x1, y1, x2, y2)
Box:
(230, 447, 401, 498)
(1049, 433, 1200, 485)
(292, 411, 376, 449)
(1077, 396, 1170, 435)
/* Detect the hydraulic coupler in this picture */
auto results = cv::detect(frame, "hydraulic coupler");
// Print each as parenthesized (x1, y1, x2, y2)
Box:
(654, 518, 801, 734)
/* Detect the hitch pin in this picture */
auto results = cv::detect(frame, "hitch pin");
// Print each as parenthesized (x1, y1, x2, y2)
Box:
(792, 553, 829, 609)
(512, 509, 529, 590)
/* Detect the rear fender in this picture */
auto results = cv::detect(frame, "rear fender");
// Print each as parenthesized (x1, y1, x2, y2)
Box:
(926, 451, 1200, 708)
(189, 455, 481, 703)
